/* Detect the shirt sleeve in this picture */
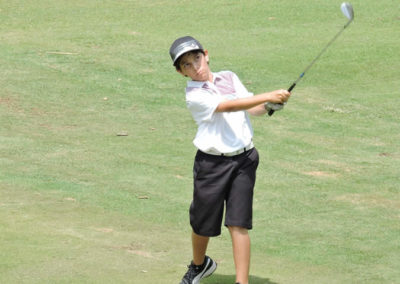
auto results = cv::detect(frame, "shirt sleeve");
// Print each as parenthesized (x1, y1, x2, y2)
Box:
(186, 89, 223, 124)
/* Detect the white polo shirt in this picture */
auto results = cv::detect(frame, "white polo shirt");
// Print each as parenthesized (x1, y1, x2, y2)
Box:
(185, 71, 254, 154)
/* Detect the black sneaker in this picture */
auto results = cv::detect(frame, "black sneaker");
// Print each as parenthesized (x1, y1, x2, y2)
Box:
(179, 255, 217, 284)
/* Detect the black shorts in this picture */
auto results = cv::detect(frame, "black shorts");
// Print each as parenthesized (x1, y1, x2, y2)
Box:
(189, 148, 259, 237)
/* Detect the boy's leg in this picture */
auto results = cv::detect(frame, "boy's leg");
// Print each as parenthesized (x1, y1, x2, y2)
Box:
(179, 231, 216, 284)
(225, 149, 259, 284)
(192, 231, 209, 265)
(228, 226, 250, 284)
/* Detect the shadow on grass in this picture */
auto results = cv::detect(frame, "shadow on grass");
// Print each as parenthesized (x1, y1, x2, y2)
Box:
(203, 273, 279, 284)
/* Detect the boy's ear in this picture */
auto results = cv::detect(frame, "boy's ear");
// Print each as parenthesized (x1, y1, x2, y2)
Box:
(204, 50, 209, 63)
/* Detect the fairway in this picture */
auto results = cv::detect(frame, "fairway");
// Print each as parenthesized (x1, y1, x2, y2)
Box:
(1, 0, 399, 283)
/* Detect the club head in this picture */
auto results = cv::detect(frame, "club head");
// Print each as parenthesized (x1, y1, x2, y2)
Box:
(341, 2, 354, 22)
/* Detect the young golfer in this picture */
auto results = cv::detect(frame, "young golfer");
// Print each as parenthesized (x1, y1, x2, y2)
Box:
(170, 36, 290, 284)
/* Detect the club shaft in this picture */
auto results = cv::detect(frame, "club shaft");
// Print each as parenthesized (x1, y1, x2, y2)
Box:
(293, 19, 352, 85)
(268, 19, 353, 117)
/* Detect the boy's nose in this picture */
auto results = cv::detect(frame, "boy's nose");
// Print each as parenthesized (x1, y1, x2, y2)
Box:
(193, 61, 200, 70)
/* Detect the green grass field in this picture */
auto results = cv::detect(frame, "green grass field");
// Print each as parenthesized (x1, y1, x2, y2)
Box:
(1, 0, 399, 283)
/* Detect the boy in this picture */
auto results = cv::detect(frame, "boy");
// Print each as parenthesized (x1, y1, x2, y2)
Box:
(170, 36, 290, 284)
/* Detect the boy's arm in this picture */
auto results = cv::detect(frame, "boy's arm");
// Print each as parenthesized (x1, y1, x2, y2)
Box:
(215, 89, 290, 114)
(246, 103, 270, 116)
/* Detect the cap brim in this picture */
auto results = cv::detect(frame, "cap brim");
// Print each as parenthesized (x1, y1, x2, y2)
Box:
(171, 39, 203, 65)
(173, 48, 202, 65)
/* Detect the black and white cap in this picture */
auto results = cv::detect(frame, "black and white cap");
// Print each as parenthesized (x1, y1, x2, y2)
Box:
(169, 36, 204, 66)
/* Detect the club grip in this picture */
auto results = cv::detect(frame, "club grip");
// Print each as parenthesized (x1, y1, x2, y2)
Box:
(268, 83, 296, 116)
(288, 82, 296, 92)
(268, 108, 275, 116)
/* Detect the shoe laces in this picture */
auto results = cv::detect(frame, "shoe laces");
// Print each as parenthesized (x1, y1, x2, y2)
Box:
(183, 263, 201, 280)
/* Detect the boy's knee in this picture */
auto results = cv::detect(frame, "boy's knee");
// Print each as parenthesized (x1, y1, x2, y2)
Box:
(228, 226, 248, 234)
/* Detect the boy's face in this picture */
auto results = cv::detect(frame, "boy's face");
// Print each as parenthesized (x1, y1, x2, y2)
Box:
(177, 50, 211, 82)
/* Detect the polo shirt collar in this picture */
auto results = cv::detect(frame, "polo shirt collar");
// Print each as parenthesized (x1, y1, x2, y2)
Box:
(187, 73, 222, 88)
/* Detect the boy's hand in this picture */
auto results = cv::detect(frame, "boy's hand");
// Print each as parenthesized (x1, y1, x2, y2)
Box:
(269, 89, 291, 104)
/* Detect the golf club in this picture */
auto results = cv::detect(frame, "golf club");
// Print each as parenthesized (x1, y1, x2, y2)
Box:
(268, 2, 354, 116)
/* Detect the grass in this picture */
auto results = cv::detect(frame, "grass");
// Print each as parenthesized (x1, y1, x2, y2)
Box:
(1, 0, 399, 283)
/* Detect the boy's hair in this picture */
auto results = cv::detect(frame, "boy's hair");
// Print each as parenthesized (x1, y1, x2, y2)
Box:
(169, 36, 204, 70)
